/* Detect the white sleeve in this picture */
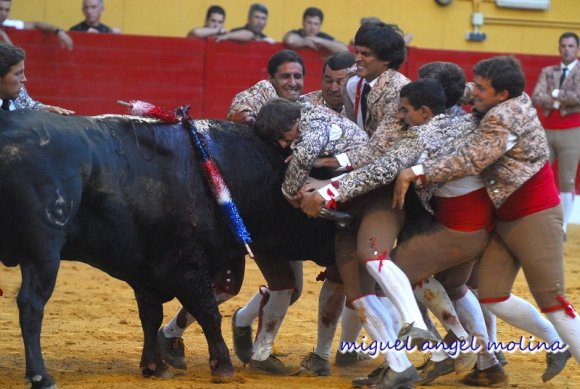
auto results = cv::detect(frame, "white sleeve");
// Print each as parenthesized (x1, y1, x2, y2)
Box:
(3, 19, 25, 30)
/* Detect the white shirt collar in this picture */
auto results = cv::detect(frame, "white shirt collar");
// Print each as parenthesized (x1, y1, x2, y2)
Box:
(366, 77, 379, 88)
(561, 59, 578, 72)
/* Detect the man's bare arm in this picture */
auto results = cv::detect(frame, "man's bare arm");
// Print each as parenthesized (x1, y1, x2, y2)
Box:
(23, 21, 73, 50)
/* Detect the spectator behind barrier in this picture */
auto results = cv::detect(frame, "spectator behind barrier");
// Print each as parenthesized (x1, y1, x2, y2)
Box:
(0, 0, 73, 49)
(216, 3, 275, 44)
(187, 5, 226, 39)
(70, 0, 120, 34)
(283, 7, 348, 54)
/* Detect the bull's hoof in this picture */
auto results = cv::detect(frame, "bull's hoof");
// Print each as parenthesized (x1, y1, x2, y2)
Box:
(141, 361, 174, 379)
(210, 358, 235, 381)
(157, 328, 187, 370)
(211, 374, 235, 384)
(209, 359, 237, 384)
(29, 374, 56, 389)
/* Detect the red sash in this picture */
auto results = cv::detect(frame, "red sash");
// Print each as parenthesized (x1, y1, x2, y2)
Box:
(544, 110, 580, 130)
(496, 163, 560, 221)
(434, 188, 493, 232)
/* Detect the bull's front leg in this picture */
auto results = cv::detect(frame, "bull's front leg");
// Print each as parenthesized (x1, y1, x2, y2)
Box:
(18, 258, 60, 389)
(177, 261, 234, 380)
(133, 289, 172, 379)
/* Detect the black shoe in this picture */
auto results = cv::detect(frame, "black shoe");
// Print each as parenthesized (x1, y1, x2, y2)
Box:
(231, 307, 253, 364)
(417, 357, 454, 385)
(542, 349, 572, 382)
(376, 366, 420, 389)
(352, 362, 388, 388)
(250, 355, 300, 375)
(462, 364, 508, 387)
(335, 349, 372, 367)
(495, 350, 508, 366)
(157, 329, 186, 370)
(300, 352, 330, 376)
(397, 323, 438, 349)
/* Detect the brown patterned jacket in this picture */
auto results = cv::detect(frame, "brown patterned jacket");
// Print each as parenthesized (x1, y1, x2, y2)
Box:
(283, 104, 371, 197)
(337, 110, 477, 203)
(343, 68, 410, 158)
(298, 90, 347, 115)
(532, 61, 580, 118)
(422, 93, 549, 208)
(298, 90, 324, 107)
(226, 80, 277, 120)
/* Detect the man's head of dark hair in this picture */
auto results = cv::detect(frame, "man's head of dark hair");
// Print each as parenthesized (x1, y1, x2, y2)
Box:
(400, 78, 446, 116)
(560, 31, 579, 46)
(0, 42, 25, 78)
(303, 7, 323, 22)
(473, 56, 525, 99)
(267, 50, 305, 78)
(323, 50, 355, 74)
(419, 62, 466, 109)
(255, 97, 301, 144)
(354, 22, 406, 70)
(206, 5, 225, 21)
(249, 3, 268, 18)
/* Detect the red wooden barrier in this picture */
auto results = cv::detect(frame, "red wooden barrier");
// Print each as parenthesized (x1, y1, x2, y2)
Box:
(10, 29, 206, 116)
(7, 29, 578, 192)
(10, 29, 560, 116)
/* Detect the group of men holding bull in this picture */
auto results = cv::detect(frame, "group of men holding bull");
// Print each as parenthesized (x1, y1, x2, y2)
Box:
(154, 22, 580, 389)
(2, 20, 580, 388)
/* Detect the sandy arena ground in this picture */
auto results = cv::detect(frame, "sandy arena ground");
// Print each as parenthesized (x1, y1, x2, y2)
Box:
(2, 226, 580, 389)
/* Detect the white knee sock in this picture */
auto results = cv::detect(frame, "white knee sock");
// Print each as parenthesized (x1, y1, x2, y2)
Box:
(235, 286, 268, 327)
(252, 288, 293, 361)
(545, 310, 580, 362)
(379, 296, 402, 334)
(472, 289, 498, 343)
(315, 279, 345, 360)
(482, 306, 498, 344)
(352, 294, 412, 373)
(560, 192, 575, 234)
(340, 306, 363, 344)
(454, 290, 497, 369)
(453, 290, 486, 339)
(485, 294, 562, 345)
(163, 289, 234, 337)
(366, 259, 428, 331)
(414, 277, 469, 340)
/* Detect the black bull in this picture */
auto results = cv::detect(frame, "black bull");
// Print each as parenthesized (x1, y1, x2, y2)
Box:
(0, 110, 335, 388)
